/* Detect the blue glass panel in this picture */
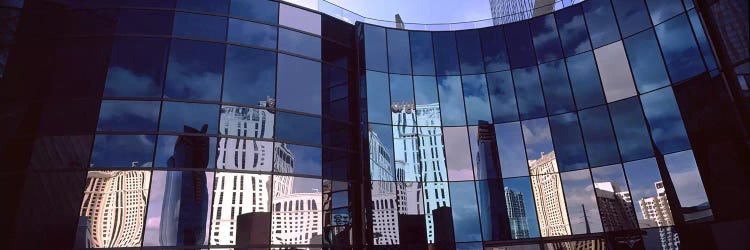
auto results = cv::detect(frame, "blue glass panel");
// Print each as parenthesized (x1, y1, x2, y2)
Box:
(230, 0, 278, 23)
(663, 150, 711, 216)
(449, 181, 482, 242)
(117, 9, 174, 36)
(90, 134, 156, 167)
(413, 76, 442, 126)
(487, 71, 518, 123)
(640, 87, 690, 154)
(556, 5, 591, 57)
(579, 106, 621, 167)
(279, 28, 321, 59)
(503, 177, 541, 238)
(104, 38, 168, 98)
(387, 29, 411, 74)
(433, 32, 460, 75)
(410, 31, 436, 75)
(159, 102, 219, 133)
(561, 169, 603, 233)
(655, 14, 706, 83)
(530, 14, 563, 63)
(624, 29, 670, 93)
(366, 71, 391, 124)
(583, 0, 620, 48)
(389, 74, 414, 126)
(462, 74, 492, 125)
(522, 118, 554, 165)
(612, 0, 651, 37)
(687, 10, 717, 70)
(227, 18, 277, 49)
(277, 143, 322, 176)
(172, 12, 227, 41)
(480, 26, 510, 72)
(154, 135, 216, 168)
(165, 39, 224, 101)
(276, 54, 321, 115)
(368, 123, 394, 181)
(539, 59, 575, 115)
(456, 30, 485, 74)
(590, 164, 638, 231)
(276, 112, 321, 145)
(513, 66, 546, 120)
(646, 0, 684, 24)
(549, 113, 589, 171)
(364, 25, 388, 72)
(97, 100, 160, 131)
(495, 122, 528, 178)
(222, 45, 276, 106)
(505, 21, 536, 69)
(623, 157, 664, 228)
(475, 180, 504, 240)
(176, 0, 228, 13)
(437, 76, 466, 126)
(608, 97, 654, 162)
(469, 124, 501, 180)
(566, 52, 606, 109)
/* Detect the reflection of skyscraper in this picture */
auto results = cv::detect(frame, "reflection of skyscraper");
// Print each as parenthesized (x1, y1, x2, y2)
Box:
(79, 171, 151, 248)
(505, 187, 530, 239)
(489, 0, 557, 25)
(638, 181, 678, 250)
(210, 173, 272, 245)
(271, 192, 324, 245)
(528, 151, 571, 237)
(594, 182, 638, 232)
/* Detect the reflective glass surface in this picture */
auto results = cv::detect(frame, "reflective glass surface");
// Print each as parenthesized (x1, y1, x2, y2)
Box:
(549, 112, 588, 171)
(97, 100, 160, 132)
(279, 4, 321, 35)
(646, 0, 684, 24)
(513, 66, 547, 120)
(556, 5, 591, 57)
(159, 101, 219, 134)
(230, 0, 278, 23)
(530, 14, 563, 63)
(276, 112, 321, 145)
(276, 54, 322, 114)
(594, 41, 637, 103)
(228, 18, 277, 49)
(433, 32, 460, 75)
(522, 118, 554, 168)
(609, 97, 654, 162)
(462, 74, 492, 125)
(116, 9, 174, 36)
(279, 28, 321, 59)
(624, 29, 670, 93)
(413, 76, 442, 126)
(172, 12, 227, 41)
(90, 135, 156, 167)
(104, 38, 168, 98)
(612, 0, 651, 37)
(561, 169, 603, 234)
(456, 30, 485, 74)
(655, 14, 705, 83)
(640, 87, 690, 154)
(578, 106, 621, 167)
(566, 52, 606, 109)
(590, 164, 638, 232)
(410, 31, 436, 75)
(503, 177, 541, 238)
(165, 39, 224, 101)
(582, 0, 620, 48)
(480, 26, 510, 72)
(505, 22, 536, 69)
(444, 127, 473, 181)
(364, 25, 387, 72)
(449, 181, 482, 242)
(366, 70, 391, 124)
(487, 71, 518, 123)
(539, 59, 575, 115)
(176, 0, 227, 13)
(495, 122, 529, 178)
(438, 76, 467, 126)
(387, 29, 412, 74)
(222, 45, 276, 106)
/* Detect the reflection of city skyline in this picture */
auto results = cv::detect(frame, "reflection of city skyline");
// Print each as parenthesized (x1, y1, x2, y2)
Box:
(528, 151, 571, 237)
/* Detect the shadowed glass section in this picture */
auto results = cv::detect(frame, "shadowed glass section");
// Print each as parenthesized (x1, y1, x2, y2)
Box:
(90, 135, 156, 167)
(663, 150, 711, 222)
(556, 5, 591, 57)
(387, 29, 411, 74)
(165, 39, 224, 101)
(410, 31, 436, 75)
(487, 71, 518, 123)
(366, 70, 391, 124)
(433, 32, 460, 75)
(364, 25, 387, 72)
(222, 45, 276, 106)
(640, 87, 690, 154)
(228, 19, 277, 49)
(480, 26, 510, 72)
(450, 181, 482, 242)
(276, 54, 321, 114)
(154, 134, 216, 168)
(159, 102, 219, 134)
(609, 97, 654, 162)
(561, 169, 603, 234)
(655, 14, 705, 83)
(462, 74, 492, 125)
(116, 9, 174, 36)
(276, 112, 321, 145)
(176, 0, 227, 13)
(594, 41, 637, 103)
(495, 122, 529, 178)
(104, 37, 168, 98)
(578, 106, 621, 167)
(612, 0, 651, 37)
(687, 10, 717, 70)
(230, 0, 278, 23)
(646, 0, 684, 24)
(279, 28, 321, 59)
(583, 0, 620, 48)
(624, 29, 670, 93)
(456, 30, 485, 74)
(566, 52, 605, 109)
(172, 12, 227, 41)
(539, 59, 575, 115)
(476, 179, 505, 240)
(97, 100, 160, 132)
(438, 76, 467, 126)
(530, 13, 563, 63)
(505, 21, 536, 69)
(623, 158, 666, 229)
(549, 112, 588, 171)
(513, 66, 546, 120)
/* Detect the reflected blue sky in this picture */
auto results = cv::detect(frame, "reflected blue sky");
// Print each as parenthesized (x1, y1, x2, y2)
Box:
(504, 177, 541, 238)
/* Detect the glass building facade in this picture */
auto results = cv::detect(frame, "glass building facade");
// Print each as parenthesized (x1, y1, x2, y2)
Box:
(1, 0, 748, 249)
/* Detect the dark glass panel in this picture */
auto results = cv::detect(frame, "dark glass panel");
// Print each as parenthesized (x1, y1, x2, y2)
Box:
(503, 177, 541, 238)
(594, 41, 637, 103)
(154, 135, 216, 168)
(583, 0, 620, 48)
(612, 0, 652, 37)
(410, 31, 436, 75)
(119, 0, 174, 8)
(368, 123, 395, 181)
(480, 26, 510, 72)
(663, 150, 711, 222)
(505, 21, 536, 69)
(97, 100, 160, 132)
(230, 0, 278, 23)
(444, 127, 473, 181)
(276, 54, 321, 114)
(209, 173, 272, 245)
(449, 181, 482, 242)
(366, 70, 391, 124)
(556, 5, 591, 57)
(90, 134, 156, 167)
(176, 0, 228, 13)
(279, 28, 321, 59)
(437, 76, 467, 126)
(487, 71, 518, 123)
(364, 25, 387, 72)
(164, 39, 224, 101)
(623, 29, 670, 93)
(433, 32, 460, 75)
(565, 52, 605, 109)
(274, 143, 322, 176)
(116, 9, 173, 36)
(227, 18, 277, 49)
(608, 97, 654, 162)
(279, 4, 321, 35)
(322, 15, 354, 45)
(655, 14, 705, 83)
(623, 158, 666, 228)
(640, 87, 690, 154)
(513, 66, 546, 120)
(322, 65, 351, 121)
(469, 125, 500, 180)
(590, 164, 639, 232)
(645, 0, 684, 24)
(387, 29, 412, 74)
(578, 106, 621, 167)
(276, 112, 321, 145)
(561, 169, 603, 234)
(530, 14, 563, 63)
(222, 45, 276, 106)
(172, 12, 227, 41)
(159, 101, 219, 134)
(549, 113, 588, 171)
(104, 37, 168, 98)
(456, 30, 485, 74)
(539, 59, 575, 115)
(462, 74, 492, 125)
(413, 76, 441, 126)
(322, 40, 353, 69)
(495, 122, 528, 178)
(522, 118, 554, 167)
(476, 180, 504, 241)
(687, 10, 717, 70)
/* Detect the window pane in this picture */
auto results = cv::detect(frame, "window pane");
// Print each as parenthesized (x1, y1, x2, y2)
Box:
(655, 14, 705, 83)
(624, 29, 670, 93)
(612, 0, 651, 37)
(437, 76, 467, 126)
(366, 70, 391, 124)
(462, 74, 492, 125)
(275, 143, 322, 176)
(530, 14, 563, 63)
(97, 100, 160, 131)
(495, 122, 528, 178)
(539, 59, 575, 115)
(687, 10, 717, 70)
(279, 4, 321, 35)
(104, 38, 168, 98)
(591, 164, 639, 232)
(322, 40, 353, 69)
(216, 137, 272, 171)
(230, 0, 278, 23)
(172, 12, 227, 41)
(456, 30, 485, 74)
(368, 123, 395, 181)
(565, 53, 605, 110)
(513, 66, 546, 120)
(663, 150, 711, 221)
(561, 169, 603, 234)
(387, 29, 411, 74)
(227, 18, 277, 49)
(116, 9, 174, 36)
(209, 173, 272, 245)
(276, 112, 321, 145)
(556, 5, 591, 57)
(370, 181, 399, 245)
(505, 21, 536, 69)
(90, 134, 156, 167)
(646, 0, 684, 24)
(410, 31, 436, 75)
(277, 54, 321, 114)
(222, 45, 276, 106)
(487, 71, 518, 123)
(583, 0, 620, 48)
(594, 41, 637, 103)
(219, 106, 274, 139)
(623, 157, 668, 229)
(433, 32, 460, 75)
(154, 135, 216, 168)
(444, 127, 473, 181)
(522, 118, 554, 169)
(176, 0, 228, 13)
(549, 112, 588, 171)
(503, 177, 541, 238)
(469, 124, 501, 180)
(475, 181, 504, 241)
(609, 97, 654, 162)
(530, 173, 570, 237)
(393, 125, 419, 181)
(364, 25, 387, 72)
(279, 28, 320, 59)
(640, 87, 690, 154)
(390, 74, 415, 125)
(449, 181, 482, 242)
(414, 76, 441, 126)
(579, 106, 621, 167)
(480, 26, 510, 72)
(165, 39, 224, 101)
(159, 101, 219, 134)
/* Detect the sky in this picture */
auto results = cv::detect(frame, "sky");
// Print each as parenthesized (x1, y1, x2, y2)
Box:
(286, 0, 492, 24)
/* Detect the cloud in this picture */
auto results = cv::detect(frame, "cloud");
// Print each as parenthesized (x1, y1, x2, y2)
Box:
(104, 66, 159, 96)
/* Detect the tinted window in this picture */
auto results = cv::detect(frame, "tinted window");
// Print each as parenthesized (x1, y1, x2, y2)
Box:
(97, 100, 160, 131)
(393, 126, 419, 180)
(513, 66, 546, 120)
(582, 0, 620, 48)
(389, 74, 414, 125)
(505, 21, 536, 69)
(503, 177, 541, 238)
(279, 4, 321, 35)
(579, 106, 621, 167)
(495, 122, 529, 178)
(277, 54, 321, 114)
(209, 173, 272, 244)
(623, 157, 664, 228)
(469, 124, 501, 180)
(433, 32, 460, 75)
(364, 25, 387, 72)
(276, 112, 321, 145)
(566, 52, 606, 109)
(556, 5, 591, 56)
(688, 10, 717, 70)
(609, 97, 654, 162)
(366, 71, 391, 124)
(172, 12, 227, 41)
(230, 0, 278, 23)
(590, 164, 638, 232)
(612, 0, 651, 37)
(462, 74, 492, 125)
(444, 127, 473, 181)
(222, 45, 276, 106)
(219, 105, 274, 139)
(646, 0, 684, 24)
(227, 18, 277, 49)
(154, 135, 216, 168)
(594, 41, 637, 103)
(437, 76, 466, 126)
(450, 181, 482, 242)
(456, 30, 485, 74)
(413, 76, 442, 126)
(165, 39, 224, 101)
(487, 71, 518, 123)
(410, 31, 436, 75)
(176, 0, 228, 13)
(116, 9, 173, 36)
(640, 87, 690, 154)
(159, 101, 219, 134)
(322, 40, 353, 69)
(279, 28, 321, 59)
(480, 26, 510, 72)
(522, 118, 554, 166)
(387, 29, 411, 74)
(539, 60, 575, 115)
(90, 134, 156, 167)
(561, 169, 603, 233)
(277, 143, 322, 176)
(475, 179, 503, 240)
(549, 112, 589, 171)
(368, 123, 395, 181)
(663, 150, 710, 217)
(104, 38, 168, 98)
(655, 14, 705, 83)
(624, 29, 670, 93)
(530, 14, 563, 63)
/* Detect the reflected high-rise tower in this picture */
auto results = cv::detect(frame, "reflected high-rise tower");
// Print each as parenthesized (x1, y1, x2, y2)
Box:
(489, 0, 558, 25)
(528, 151, 571, 237)
(594, 182, 638, 232)
(638, 181, 679, 250)
(505, 187, 530, 239)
